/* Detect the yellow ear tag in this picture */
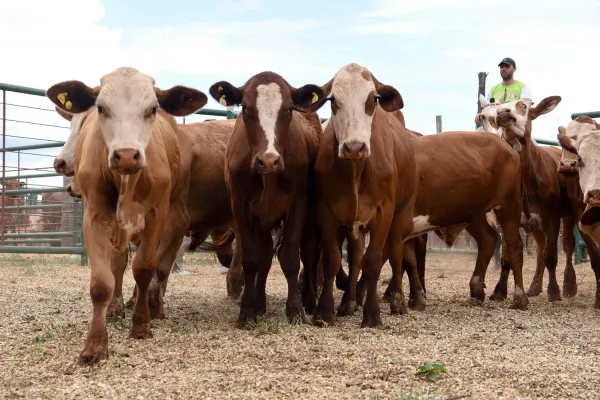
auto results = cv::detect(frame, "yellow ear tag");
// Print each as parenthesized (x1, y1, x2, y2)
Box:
(219, 95, 227, 106)
(57, 92, 68, 105)
(218, 86, 223, 92)
(311, 92, 318, 104)
(65, 101, 72, 110)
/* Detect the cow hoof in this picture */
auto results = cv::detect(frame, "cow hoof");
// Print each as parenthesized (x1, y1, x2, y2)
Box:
(286, 306, 310, 325)
(337, 300, 358, 317)
(107, 298, 124, 319)
(469, 284, 486, 302)
(236, 308, 257, 329)
(360, 312, 383, 329)
(312, 310, 334, 327)
(489, 291, 507, 301)
(389, 291, 408, 315)
(227, 280, 244, 299)
(563, 283, 578, 298)
(526, 283, 543, 297)
(78, 347, 108, 366)
(408, 293, 427, 312)
(547, 289, 562, 303)
(129, 323, 153, 340)
(509, 295, 529, 311)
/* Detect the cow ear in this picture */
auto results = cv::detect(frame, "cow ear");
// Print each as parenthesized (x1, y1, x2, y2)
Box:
(209, 81, 244, 107)
(375, 84, 404, 112)
(155, 86, 208, 117)
(55, 106, 73, 121)
(291, 84, 327, 113)
(479, 94, 488, 108)
(46, 81, 99, 114)
(530, 96, 561, 120)
(557, 126, 578, 155)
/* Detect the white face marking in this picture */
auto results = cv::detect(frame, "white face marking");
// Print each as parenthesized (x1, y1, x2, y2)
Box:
(96, 67, 159, 168)
(330, 64, 376, 157)
(575, 133, 600, 203)
(56, 110, 89, 175)
(256, 82, 282, 157)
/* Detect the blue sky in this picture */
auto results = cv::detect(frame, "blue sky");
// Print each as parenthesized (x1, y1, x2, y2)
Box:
(1, 0, 600, 187)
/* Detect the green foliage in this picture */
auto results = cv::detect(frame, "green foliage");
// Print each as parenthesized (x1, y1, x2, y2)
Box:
(415, 361, 447, 382)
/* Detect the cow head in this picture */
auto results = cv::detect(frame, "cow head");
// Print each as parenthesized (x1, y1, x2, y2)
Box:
(209, 71, 326, 174)
(556, 118, 600, 231)
(495, 96, 561, 152)
(557, 116, 599, 176)
(319, 63, 403, 160)
(46, 67, 208, 175)
(1, 179, 25, 195)
(53, 107, 91, 177)
(477, 90, 506, 135)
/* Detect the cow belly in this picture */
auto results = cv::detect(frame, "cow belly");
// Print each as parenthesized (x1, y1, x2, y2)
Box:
(405, 215, 440, 240)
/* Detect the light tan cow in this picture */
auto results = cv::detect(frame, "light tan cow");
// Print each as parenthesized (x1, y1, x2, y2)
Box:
(46, 66, 207, 366)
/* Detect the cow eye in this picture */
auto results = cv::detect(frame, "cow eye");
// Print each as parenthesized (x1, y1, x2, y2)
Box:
(97, 105, 104, 114)
(329, 97, 336, 104)
(374, 95, 380, 103)
(151, 106, 157, 115)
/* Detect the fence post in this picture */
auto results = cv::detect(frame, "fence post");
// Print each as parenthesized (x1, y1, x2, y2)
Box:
(476, 72, 488, 129)
(435, 115, 442, 134)
(2, 89, 6, 244)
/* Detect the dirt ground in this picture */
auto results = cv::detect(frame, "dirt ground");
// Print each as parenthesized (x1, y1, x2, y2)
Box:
(1, 250, 599, 400)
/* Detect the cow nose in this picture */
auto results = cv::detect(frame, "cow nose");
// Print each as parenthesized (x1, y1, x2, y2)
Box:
(110, 148, 142, 174)
(53, 157, 66, 173)
(342, 141, 368, 159)
(256, 152, 282, 173)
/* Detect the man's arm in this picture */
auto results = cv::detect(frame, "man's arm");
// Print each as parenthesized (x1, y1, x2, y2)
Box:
(521, 84, 532, 101)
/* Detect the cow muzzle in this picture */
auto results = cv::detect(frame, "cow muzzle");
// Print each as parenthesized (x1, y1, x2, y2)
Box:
(339, 140, 369, 160)
(254, 152, 284, 174)
(558, 156, 581, 176)
(496, 109, 516, 127)
(53, 157, 73, 176)
(109, 148, 146, 175)
(66, 181, 82, 198)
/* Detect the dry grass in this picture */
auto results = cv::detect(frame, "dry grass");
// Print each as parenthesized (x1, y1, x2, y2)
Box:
(1, 251, 600, 399)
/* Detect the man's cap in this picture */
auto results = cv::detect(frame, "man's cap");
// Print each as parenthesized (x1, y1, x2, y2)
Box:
(498, 57, 516, 67)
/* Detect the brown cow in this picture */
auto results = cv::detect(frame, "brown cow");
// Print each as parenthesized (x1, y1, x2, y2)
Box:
(495, 96, 600, 303)
(53, 109, 242, 319)
(208, 71, 323, 327)
(311, 64, 529, 329)
(309, 63, 423, 328)
(46, 66, 208, 365)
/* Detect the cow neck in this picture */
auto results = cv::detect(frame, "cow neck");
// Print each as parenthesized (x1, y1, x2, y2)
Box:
(514, 123, 544, 210)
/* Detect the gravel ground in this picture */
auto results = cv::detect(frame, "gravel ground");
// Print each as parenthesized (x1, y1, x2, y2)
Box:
(0, 251, 599, 400)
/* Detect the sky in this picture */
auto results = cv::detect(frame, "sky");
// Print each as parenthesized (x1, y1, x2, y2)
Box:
(1, 0, 600, 189)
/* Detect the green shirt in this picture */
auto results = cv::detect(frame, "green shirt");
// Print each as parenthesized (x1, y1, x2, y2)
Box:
(487, 80, 532, 102)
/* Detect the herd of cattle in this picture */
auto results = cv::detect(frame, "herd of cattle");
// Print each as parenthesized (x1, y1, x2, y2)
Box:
(38, 63, 600, 366)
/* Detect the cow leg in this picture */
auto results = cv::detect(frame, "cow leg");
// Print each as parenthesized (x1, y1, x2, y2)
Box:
(107, 249, 128, 319)
(496, 201, 528, 310)
(313, 205, 342, 327)
(561, 216, 578, 297)
(146, 203, 189, 320)
(465, 215, 498, 303)
(404, 240, 426, 311)
(338, 233, 365, 317)
(278, 202, 311, 324)
(78, 213, 115, 366)
(213, 228, 234, 268)
(226, 227, 244, 299)
(129, 205, 169, 340)
(300, 214, 319, 315)
(414, 233, 428, 295)
(361, 205, 395, 329)
(580, 231, 600, 308)
(336, 240, 350, 291)
(237, 226, 273, 328)
(542, 213, 562, 302)
(526, 227, 547, 297)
